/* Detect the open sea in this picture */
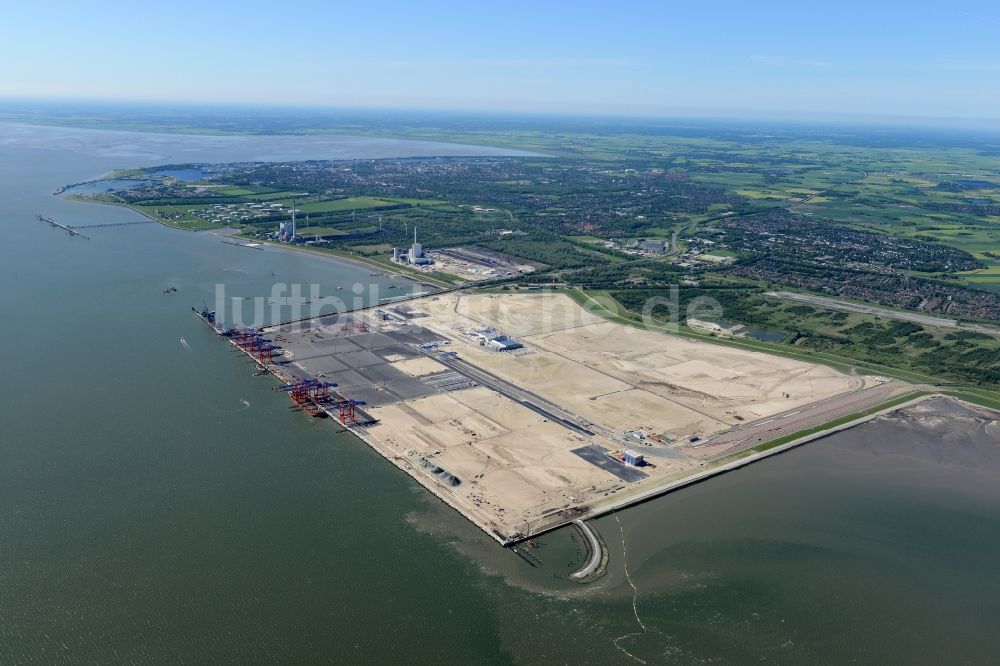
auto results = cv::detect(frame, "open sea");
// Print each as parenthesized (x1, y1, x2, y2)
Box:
(1, 122, 998, 664)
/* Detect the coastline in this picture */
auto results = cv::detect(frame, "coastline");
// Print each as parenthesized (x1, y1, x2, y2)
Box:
(217, 229, 456, 291)
(224, 294, 947, 547)
(61, 173, 1000, 552)
(193, 307, 511, 543)
(564, 391, 939, 533)
(64, 193, 456, 290)
(220, 289, 972, 547)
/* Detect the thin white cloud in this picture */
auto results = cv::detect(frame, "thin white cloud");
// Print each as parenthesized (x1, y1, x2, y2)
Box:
(751, 54, 831, 68)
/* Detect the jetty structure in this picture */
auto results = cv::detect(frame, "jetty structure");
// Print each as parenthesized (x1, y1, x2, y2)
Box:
(192, 289, 922, 548)
(36, 213, 91, 239)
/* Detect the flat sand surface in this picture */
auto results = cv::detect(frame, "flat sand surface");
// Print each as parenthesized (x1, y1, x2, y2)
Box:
(524, 321, 854, 423)
(283, 291, 864, 541)
(390, 356, 449, 377)
(365, 386, 621, 537)
(454, 292, 605, 335)
(420, 293, 855, 436)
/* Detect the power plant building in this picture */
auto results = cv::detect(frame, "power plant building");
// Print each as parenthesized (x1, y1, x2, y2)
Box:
(409, 227, 431, 265)
(278, 207, 298, 242)
(391, 227, 433, 265)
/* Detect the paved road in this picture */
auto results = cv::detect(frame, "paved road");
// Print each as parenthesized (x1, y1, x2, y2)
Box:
(692, 381, 907, 457)
(427, 350, 598, 437)
(768, 291, 1000, 337)
(767, 291, 964, 328)
(790, 170, 868, 206)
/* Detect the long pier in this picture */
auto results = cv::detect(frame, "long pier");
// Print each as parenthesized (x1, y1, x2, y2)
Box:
(36, 214, 91, 240)
(67, 220, 156, 230)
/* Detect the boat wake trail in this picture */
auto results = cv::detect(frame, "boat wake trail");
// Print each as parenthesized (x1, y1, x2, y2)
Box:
(179, 337, 192, 352)
(212, 399, 251, 413)
(613, 511, 648, 664)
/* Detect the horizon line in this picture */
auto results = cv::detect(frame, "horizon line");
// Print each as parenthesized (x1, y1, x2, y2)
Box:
(2, 94, 1000, 133)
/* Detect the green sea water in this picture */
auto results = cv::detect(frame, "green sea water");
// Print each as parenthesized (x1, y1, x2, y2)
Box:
(1, 123, 998, 665)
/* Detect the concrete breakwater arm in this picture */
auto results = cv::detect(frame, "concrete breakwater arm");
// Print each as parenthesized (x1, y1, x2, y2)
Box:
(571, 519, 608, 582)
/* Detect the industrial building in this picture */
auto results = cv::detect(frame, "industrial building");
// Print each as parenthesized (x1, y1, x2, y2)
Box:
(277, 206, 298, 242)
(639, 238, 666, 253)
(391, 227, 434, 265)
(470, 327, 523, 351)
(623, 450, 645, 466)
(487, 336, 522, 351)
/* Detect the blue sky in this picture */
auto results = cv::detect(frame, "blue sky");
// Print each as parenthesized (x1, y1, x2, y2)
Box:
(3, 0, 999, 121)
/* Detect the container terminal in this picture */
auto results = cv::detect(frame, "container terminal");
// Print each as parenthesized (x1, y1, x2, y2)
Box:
(193, 291, 916, 547)
(193, 306, 376, 426)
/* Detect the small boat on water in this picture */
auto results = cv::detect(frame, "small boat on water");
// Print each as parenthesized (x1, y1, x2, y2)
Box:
(162, 286, 177, 294)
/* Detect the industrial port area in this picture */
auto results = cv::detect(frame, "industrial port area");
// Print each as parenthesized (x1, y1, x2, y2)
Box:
(195, 290, 912, 545)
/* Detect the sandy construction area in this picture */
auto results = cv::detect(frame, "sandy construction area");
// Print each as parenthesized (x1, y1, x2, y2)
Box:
(407, 293, 855, 438)
(390, 356, 449, 377)
(446, 339, 729, 439)
(283, 290, 862, 542)
(524, 321, 854, 423)
(365, 386, 622, 538)
(454, 292, 605, 336)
